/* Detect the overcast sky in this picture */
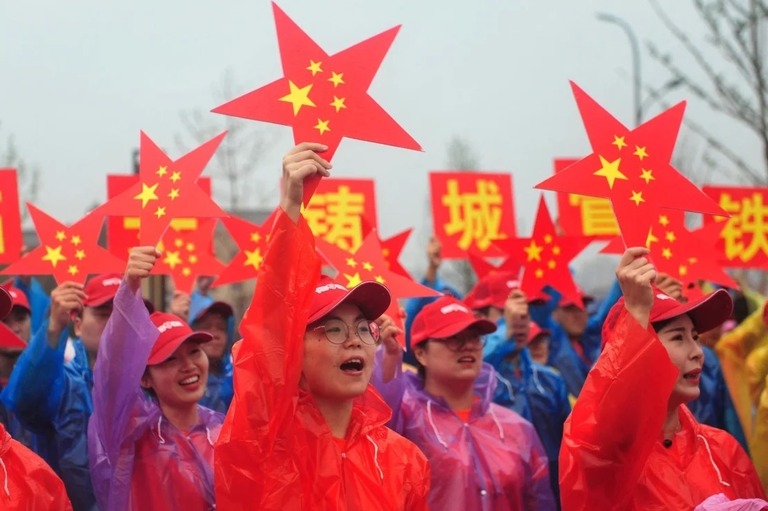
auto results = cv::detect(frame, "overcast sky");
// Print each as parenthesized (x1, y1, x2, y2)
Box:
(0, 1, 759, 285)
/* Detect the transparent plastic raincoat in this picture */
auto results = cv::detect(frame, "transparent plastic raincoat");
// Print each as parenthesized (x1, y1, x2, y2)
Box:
(88, 283, 222, 511)
(560, 307, 765, 510)
(214, 210, 431, 511)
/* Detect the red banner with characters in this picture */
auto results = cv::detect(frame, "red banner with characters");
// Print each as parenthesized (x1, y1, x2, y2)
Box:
(429, 172, 515, 259)
(303, 178, 377, 252)
(0, 169, 22, 264)
(703, 185, 768, 268)
(106, 174, 212, 258)
(554, 159, 619, 238)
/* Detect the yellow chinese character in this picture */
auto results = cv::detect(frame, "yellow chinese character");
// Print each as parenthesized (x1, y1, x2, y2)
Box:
(442, 179, 506, 251)
(719, 192, 768, 262)
(568, 194, 619, 236)
(304, 185, 365, 251)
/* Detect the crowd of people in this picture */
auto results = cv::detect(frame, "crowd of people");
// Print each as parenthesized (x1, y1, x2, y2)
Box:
(0, 142, 766, 509)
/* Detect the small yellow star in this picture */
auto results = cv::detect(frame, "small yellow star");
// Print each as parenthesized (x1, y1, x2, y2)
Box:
(659, 215, 670, 227)
(629, 191, 645, 206)
(135, 183, 159, 208)
(665, 231, 676, 242)
(306, 60, 323, 76)
(662, 247, 673, 259)
(174, 239, 183, 248)
(544, 234, 553, 244)
(612, 135, 627, 150)
(154, 206, 166, 218)
(188, 254, 198, 264)
(344, 272, 361, 288)
(55, 231, 66, 242)
(42, 246, 66, 267)
(552, 246, 561, 255)
(524, 240, 544, 262)
(244, 248, 264, 269)
(679, 265, 688, 276)
(75, 249, 86, 260)
(182, 267, 192, 277)
(346, 257, 357, 268)
(250, 232, 261, 243)
(314, 119, 331, 135)
(594, 156, 628, 189)
(168, 188, 180, 200)
(186, 243, 195, 252)
(330, 96, 347, 113)
(362, 261, 374, 271)
(70, 235, 81, 246)
(67, 265, 79, 276)
(170, 171, 181, 183)
(157, 166, 168, 177)
(535, 268, 544, 279)
(634, 146, 649, 160)
(328, 72, 345, 87)
(375, 275, 386, 284)
(279, 81, 316, 116)
(547, 260, 557, 270)
(639, 169, 655, 184)
(163, 251, 182, 269)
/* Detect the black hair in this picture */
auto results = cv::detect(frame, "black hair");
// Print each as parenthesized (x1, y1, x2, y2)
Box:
(651, 317, 677, 333)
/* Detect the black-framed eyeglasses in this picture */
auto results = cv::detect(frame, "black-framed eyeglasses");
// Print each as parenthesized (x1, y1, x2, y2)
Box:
(431, 331, 485, 352)
(313, 318, 380, 345)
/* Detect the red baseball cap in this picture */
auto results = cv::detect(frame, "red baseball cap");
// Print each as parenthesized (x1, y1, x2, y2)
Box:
(558, 285, 594, 310)
(0, 282, 31, 314)
(307, 275, 391, 324)
(603, 287, 733, 341)
(0, 287, 12, 319)
(83, 274, 124, 307)
(411, 296, 497, 346)
(147, 312, 212, 366)
(467, 272, 521, 310)
(527, 321, 551, 344)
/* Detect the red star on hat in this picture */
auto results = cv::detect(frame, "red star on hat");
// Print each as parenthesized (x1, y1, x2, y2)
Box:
(213, 3, 421, 202)
(153, 219, 224, 294)
(212, 212, 275, 287)
(602, 210, 737, 292)
(2, 204, 125, 285)
(495, 196, 591, 306)
(100, 132, 227, 246)
(536, 82, 725, 247)
(316, 231, 440, 345)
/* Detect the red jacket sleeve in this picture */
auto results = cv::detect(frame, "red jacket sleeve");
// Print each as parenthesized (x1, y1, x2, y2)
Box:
(559, 308, 679, 510)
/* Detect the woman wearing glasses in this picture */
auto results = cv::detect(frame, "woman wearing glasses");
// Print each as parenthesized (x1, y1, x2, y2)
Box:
(372, 295, 556, 511)
(213, 143, 430, 510)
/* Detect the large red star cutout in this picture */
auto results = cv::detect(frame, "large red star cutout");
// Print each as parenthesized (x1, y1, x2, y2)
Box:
(2, 204, 125, 285)
(153, 219, 224, 294)
(536, 82, 725, 247)
(212, 212, 275, 287)
(100, 131, 227, 246)
(379, 229, 413, 280)
(602, 210, 737, 293)
(213, 2, 421, 202)
(316, 231, 440, 346)
(495, 196, 591, 306)
(467, 248, 521, 281)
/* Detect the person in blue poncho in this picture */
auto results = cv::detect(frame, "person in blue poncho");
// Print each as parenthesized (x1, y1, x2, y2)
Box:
(12, 276, 51, 337)
(1, 273, 153, 511)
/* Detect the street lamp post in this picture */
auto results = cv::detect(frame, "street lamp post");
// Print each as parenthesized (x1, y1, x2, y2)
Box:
(597, 12, 642, 126)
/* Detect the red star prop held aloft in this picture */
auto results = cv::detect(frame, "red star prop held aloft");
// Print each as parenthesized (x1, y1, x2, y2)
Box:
(153, 219, 224, 294)
(536, 82, 725, 247)
(495, 196, 591, 306)
(213, 2, 421, 202)
(212, 212, 275, 287)
(316, 231, 440, 346)
(100, 132, 227, 246)
(2, 204, 125, 285)
(602, 210, 737, 292)
(379, 229, 413, 280)
(467, 248, 521, 281)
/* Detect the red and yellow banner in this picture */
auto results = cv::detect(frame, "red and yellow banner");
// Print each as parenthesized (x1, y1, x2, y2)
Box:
(554, 159, 619, 238)
(429, 172, 515, 259)
(106, 174, 212, 258)
(703, 185, 768, 268)
(303, 178, 377, 252)
(0, 169, 22, 264)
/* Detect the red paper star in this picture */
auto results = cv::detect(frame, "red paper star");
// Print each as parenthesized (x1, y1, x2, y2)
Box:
(495, 196, 591, 305)
(212, 212, 275, 287)
(100, 132, 227, 246)
(213, 2, 421, 202)
(467, 248, 521, 281)
(316, 231, 440, 346)
(153, 219, 224, 294)
(602, 210, 737, 292)
(2, 204, 125, 285)
(379, 229, 413, 279)
(536, 82, 725, 246)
